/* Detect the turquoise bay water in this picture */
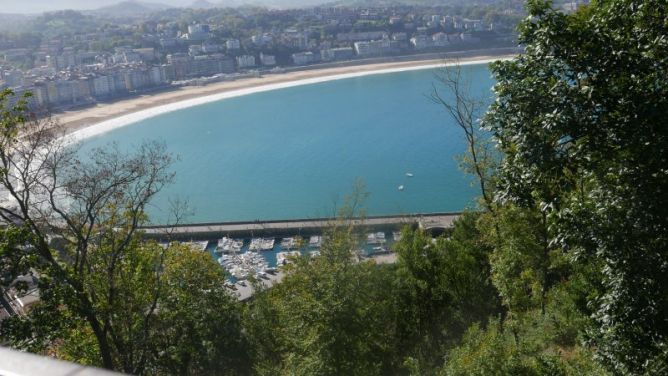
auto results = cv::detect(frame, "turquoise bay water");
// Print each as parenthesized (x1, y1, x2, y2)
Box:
(78, 64, 495, 223)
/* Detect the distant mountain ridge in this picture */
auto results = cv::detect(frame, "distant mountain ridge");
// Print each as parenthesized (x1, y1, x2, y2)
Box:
(2, 0, 514, 15)
(90, 1, 174, 16)
(190, 0, 218, 8)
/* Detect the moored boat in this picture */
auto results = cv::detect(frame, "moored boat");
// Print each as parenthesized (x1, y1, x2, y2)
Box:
(309, 235, 322, 248)
(281, 237, 296, 249)
(367, 232, 387, 245)
(217, 237, 243, 253)
(249, 238, 263, 251)
(277, 251, 301, 266)
(260, 238, 275, 251)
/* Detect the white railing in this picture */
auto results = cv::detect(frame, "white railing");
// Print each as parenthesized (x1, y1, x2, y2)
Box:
(0, 347, 124, 376)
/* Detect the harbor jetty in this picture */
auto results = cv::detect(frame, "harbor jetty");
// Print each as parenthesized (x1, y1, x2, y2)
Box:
(140, 212, 461, 240)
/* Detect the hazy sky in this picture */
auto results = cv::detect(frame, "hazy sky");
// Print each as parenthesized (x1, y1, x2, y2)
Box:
(1, 0, 200, 14)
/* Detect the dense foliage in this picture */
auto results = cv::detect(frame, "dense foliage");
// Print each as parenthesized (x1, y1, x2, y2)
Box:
(0, 89, 248, 374)
(484, 0, 668, 374)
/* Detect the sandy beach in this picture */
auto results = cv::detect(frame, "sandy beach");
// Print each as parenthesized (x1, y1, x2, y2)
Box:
(55, 52, 515, 139)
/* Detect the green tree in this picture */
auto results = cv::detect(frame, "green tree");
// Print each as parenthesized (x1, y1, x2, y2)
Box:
(441, 319, 606, 376)
(49, 241, 250, 375)
(245, 184, 402, 375)
(151, 243, 250, 375)
(0, 90, 249, 374)
(0, 87, 171, 370)
(393, 212, 502, 372)
(246, 227, 400, 375)
(483, 1, 668, 373)
(478, 205, 570, 315)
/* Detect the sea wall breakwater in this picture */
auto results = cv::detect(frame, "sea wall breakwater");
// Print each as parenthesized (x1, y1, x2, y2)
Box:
(140, 212, 460, 240)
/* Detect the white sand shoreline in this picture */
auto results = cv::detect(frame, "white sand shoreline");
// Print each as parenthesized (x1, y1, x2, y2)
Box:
(59, 55, 512, 142)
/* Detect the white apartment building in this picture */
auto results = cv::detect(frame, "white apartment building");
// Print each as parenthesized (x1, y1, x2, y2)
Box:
(354, 39, 391, 56)
(291, 51, 315, 65)
(236, 55, 256, 68)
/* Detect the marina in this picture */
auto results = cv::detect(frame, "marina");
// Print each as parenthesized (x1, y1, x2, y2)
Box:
(211, 229, 406, 281)
(210, 229, 402, 301)
(162, 215, 452, 293)
(144, 213, 461, 294)
(218, 252, 269, 280)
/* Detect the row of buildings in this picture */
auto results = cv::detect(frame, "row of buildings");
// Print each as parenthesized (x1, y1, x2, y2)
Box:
(0, 4, 517, 111)
(1, 28, 491, 111)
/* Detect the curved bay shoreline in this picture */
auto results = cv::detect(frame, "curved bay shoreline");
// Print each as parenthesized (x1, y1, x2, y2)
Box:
(55, 49, 517, 141)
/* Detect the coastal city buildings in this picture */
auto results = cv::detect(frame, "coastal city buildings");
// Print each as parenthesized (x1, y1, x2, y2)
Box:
(0, 5, 523, 112)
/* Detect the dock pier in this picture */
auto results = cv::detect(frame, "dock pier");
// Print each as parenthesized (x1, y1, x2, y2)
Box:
(140, 212, 461, 240)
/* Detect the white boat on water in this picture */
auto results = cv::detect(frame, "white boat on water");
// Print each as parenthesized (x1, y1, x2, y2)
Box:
(260, 238, 275, 251)
(231, 239, 244, 252)
(220, 251, 269, 280)
(217, 237, 243, 253)
(249, 238, 263, 251)
(398, 185, 404, 191)
(277, 251, 300, 266)
(281, 237, 296, 249)
(367, 232, 387, 245)
(372, 246, 390, 254)
(217, 237, 230, 252)
(406, 172, 414, 177)
(309, 235, 322, 248)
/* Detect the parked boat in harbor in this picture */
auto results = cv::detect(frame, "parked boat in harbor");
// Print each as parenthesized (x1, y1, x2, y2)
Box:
(217, 252, 269, 280)
(261, 238, 275, 251)
(249, 238, 263, 251)
(281, 237, 296, 249)
(309, 235, 322, 248)
(367, 232, 386, 245)
(216, 237, 243, 253)
(277, 251, 301, 266)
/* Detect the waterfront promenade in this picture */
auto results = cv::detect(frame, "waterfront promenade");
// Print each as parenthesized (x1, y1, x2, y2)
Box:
(141, 212, 461, 240)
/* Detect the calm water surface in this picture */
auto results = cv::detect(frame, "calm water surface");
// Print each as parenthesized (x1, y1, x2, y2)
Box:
(78, 64, 495, 223)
